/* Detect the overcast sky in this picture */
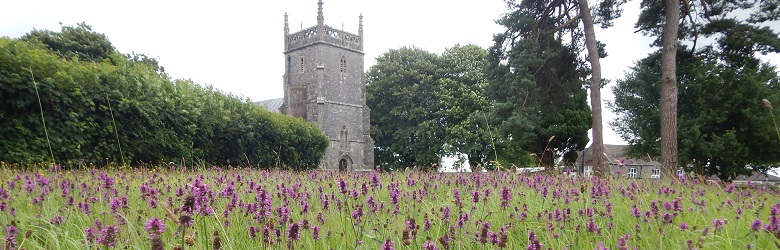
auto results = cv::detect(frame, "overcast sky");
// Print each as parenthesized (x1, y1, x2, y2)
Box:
(2, 0, 779, 146)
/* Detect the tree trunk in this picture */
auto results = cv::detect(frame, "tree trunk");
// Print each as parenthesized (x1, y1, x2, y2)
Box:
(660, 0, 680, 178)
(578, 0, 605, 177)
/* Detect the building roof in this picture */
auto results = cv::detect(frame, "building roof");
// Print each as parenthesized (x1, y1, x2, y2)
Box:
(734, 172, 780, 182)
(254, 98, 283, 113)
(576, 144, 660, 167)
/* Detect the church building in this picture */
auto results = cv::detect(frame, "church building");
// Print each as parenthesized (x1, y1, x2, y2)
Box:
(260, 1, 374, 171)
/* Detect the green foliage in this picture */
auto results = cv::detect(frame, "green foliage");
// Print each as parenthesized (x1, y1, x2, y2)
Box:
(614, 0, 780, 180)
(366, 45, 494, 171)
(21, 22, 116, 62)
(610, 47, 780, 180)
(487, 3, 593, 168)
(0, 25, 327, 169)
(635, 0, 780, 47)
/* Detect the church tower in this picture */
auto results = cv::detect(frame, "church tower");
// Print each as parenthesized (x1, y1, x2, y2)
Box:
(281, 1, 374, 170)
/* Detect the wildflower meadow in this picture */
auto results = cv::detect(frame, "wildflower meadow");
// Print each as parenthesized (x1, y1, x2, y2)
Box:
(0, 166, 779, 249)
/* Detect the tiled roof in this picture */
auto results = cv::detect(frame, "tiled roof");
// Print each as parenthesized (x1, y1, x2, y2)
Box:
(254, 98, 283, 113)
(735, 172, 780, 182)
(576, 144, 660, 167)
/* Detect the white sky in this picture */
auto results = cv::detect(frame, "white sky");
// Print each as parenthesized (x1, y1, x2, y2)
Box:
(2, 0, 778, 146)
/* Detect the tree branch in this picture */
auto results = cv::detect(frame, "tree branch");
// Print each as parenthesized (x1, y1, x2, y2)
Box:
(683, 0, 699, 53)
(541, 12, 583, 36)
(634, 24, 662, 34)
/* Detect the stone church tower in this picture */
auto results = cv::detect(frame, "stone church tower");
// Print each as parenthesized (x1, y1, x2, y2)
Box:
(281, 1, 374, 170)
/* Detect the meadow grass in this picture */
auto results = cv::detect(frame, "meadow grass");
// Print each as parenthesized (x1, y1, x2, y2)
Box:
(0, 167, 778, 249)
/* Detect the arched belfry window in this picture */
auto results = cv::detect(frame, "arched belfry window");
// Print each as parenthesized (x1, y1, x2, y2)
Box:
(339, 56, 347, 73)
(300, 57, 304, 72)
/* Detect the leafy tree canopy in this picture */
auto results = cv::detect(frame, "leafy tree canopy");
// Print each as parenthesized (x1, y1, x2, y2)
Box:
(487, 0, 594, 168)
(610, 0, 780, 179)
(611, 46, 780, 180)
(367, 45, 495, 171)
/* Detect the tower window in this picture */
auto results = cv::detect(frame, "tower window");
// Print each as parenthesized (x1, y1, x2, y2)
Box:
(300, 57, 304, 72)
(340, 56, 346, 73)
(340, 126, 349, 150)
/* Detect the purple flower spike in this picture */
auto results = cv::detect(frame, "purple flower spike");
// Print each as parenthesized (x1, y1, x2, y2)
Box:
(4, 225, 18, 249)
(312, 226, 321, 240)
(287, 222, 301, 241)
(381, 239, 394, 250)
(422, 240, 438, 250)
(750, 219, 762, 232)
(97, 225, 119, 247)
(338, 177, 348, 194)
(500, 186, 512, 208)
(144, 217, 166, 237)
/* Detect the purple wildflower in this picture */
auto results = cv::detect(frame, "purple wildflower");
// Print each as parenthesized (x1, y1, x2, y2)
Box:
(750, 220, 762, 232)
(498, 226, 509, 248)
(438, 233, 451, 249)
(453, 188, 462, 207)
(406, 217, 420, 238)
(526, 231, 543, 250)
(144, 217, 166, 237)
(367, 196, 377, 212)
(617, 233, 630, 250)
(479, 222, 491, 244)
(50, 214, 65, 225)
(78, 202, 91, 214)
(662, 213, 676, 224)
(312, 226, 321, 240)
(712, 219, 727, 232)
(4, 225, 18, 250)
(586, 218, 599, 232)
(287, 222, 301, 241)
(381, 239, 394, 250)
(84, 227, 97, 243)
(631, 205, 641, 218)
(0, 187, 8, 200)
(370, 173, 380, 188)
(390, 188, 400, 204)
(422, 240, 438, 250)
(351, 207, 363, 224)
(500, 186, 512, 208)
(338, 177, 348, 194)
(724, 183, 735, 193)
(97, 225, 119, 247)
(99, 172, 114, 189)
(249, 226, 259, 239)
(402, 229, 411, 246)
(93, 219, 102, 229)
(441, 206, 451, 223)
(109, 198, 123, 213)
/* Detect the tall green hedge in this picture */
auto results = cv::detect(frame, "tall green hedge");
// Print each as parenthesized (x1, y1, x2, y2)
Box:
(0, 34, 327, 169)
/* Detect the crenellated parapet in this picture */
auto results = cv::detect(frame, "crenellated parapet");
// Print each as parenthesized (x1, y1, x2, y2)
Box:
(285, 25, 362, 53)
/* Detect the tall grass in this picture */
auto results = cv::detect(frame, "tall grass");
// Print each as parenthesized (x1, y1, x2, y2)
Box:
(0, 167, 778, 249)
